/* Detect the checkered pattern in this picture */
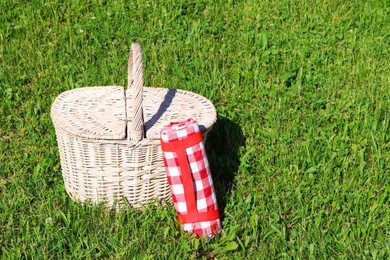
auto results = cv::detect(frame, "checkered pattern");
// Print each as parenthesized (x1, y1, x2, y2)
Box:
(160, 118, 221, 237)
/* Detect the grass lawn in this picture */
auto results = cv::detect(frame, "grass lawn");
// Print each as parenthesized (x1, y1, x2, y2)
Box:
(1, 0, 389, 258)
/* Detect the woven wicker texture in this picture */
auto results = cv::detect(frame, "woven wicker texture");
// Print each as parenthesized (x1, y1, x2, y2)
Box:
(51, 43, 217, 208)
(127, 43, 144, 142)
(51, 86, 126, 140)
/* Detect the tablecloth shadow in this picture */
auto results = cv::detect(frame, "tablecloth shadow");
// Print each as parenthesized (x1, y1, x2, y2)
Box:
(205, 117, 245, 220)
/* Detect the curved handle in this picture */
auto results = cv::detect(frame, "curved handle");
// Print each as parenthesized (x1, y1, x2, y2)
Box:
(127, 43, 144, 142)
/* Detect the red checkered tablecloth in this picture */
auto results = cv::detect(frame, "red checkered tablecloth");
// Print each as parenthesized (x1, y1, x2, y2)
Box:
(160, 118, 221, 237)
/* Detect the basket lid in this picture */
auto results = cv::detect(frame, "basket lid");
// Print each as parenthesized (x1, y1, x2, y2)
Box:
(51, 86, 217, 141)
(140, 87, 217, 140)
(51, 86, 127, 140)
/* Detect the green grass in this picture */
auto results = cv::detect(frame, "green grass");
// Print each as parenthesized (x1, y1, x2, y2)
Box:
(1, 0, 389, 258)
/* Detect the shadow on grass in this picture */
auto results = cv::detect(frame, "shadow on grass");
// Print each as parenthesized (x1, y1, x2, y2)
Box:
(206, 117, 245, 220)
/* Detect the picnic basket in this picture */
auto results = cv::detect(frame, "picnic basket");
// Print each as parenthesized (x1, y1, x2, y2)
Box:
(51, 43, 217, 208)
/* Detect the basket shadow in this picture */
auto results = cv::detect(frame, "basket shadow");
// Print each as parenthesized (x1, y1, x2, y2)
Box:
(205, 117, 245, 220)
(144, 88, 177, 132)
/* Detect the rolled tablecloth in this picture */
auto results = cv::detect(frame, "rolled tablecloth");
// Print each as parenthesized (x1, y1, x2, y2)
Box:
(160, 118, 221, 237)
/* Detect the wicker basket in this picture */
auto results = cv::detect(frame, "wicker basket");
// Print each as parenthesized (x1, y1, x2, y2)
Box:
(51, 43, 217, 208)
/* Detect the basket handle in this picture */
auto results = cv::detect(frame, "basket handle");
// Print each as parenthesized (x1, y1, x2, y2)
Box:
(127, 43, 144, 142)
